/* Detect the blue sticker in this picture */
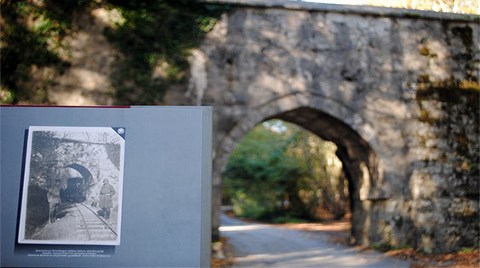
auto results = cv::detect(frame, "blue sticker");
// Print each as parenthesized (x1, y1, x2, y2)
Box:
(112, 127, 126, 139)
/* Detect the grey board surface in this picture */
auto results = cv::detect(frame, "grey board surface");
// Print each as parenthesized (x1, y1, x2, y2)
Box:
(0, 106, 212, 267)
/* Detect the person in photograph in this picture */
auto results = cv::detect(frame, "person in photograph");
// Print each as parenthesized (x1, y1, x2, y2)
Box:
(47, 179, 62, 223)
(99, 179, 115, 220)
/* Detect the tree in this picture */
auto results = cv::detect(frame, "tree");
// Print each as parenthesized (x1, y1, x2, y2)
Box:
(223, 120, 349, 222)
(223, 121, 305, 220)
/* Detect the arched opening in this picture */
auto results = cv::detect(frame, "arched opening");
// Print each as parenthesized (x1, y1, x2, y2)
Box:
(218, 106, 386, 246)
(271, 107, 385, 244)
(61, 163, 94, 203)
(222, 119, 351, 224)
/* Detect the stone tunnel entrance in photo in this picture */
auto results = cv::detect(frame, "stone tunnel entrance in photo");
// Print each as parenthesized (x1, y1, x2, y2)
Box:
(62, 163, 94, 203)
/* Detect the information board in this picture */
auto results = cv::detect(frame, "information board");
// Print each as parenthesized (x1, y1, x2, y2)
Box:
(0, 106, 212, 267)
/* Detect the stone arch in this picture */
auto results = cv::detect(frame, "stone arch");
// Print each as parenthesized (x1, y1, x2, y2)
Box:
(65, 163, 94, 186)
(65, 163, 95, 202)
(203, 3, 479, 251)
(270, 107, 385, 244)
(213, 93, 391, 244)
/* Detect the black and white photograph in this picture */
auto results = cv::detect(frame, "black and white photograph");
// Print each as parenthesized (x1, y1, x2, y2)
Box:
(18, 126, 125, 245)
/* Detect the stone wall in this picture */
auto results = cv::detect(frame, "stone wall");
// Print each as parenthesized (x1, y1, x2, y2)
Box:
(187, 3, 480, 252)
(410, 87, 479, 252)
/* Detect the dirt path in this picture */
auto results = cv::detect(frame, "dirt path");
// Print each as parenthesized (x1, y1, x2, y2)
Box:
(220, 213, 410, 268)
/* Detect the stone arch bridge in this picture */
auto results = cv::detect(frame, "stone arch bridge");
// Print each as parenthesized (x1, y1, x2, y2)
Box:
(184, 0, 480, 253)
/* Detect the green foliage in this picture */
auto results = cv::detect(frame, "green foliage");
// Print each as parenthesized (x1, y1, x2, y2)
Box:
(223, 122, 306, 220)
(223, 120, 348, 222)
(459, 247, 476, 253)
(272, 216, 308, 224)
(1, 0, 227, 104)
(102, 0, 226, 104)
(0, 0, 91, 104)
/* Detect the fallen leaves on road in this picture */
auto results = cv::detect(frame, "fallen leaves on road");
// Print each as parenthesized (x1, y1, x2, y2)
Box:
(211, 237, 235, 268)
(279, 219, 352, 245)
(279, 220, 480, 268)
(387, 248, 480, 268)
(213, 218, 479, 268)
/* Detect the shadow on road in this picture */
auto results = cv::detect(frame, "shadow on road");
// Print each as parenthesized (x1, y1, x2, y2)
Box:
(219, 212, 410, 268)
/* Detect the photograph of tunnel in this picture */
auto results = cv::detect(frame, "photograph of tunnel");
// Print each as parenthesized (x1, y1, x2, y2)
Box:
(17, 126, 126, 245)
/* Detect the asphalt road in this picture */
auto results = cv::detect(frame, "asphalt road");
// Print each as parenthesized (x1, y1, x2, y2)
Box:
(220, 213, 410, 268)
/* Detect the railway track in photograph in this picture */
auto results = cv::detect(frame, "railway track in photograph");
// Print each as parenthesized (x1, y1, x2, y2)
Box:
(74, 203, 117, 241)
